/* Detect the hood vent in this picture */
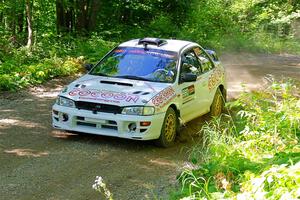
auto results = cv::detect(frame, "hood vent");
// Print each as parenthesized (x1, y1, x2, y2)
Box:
(75, 84, 86, 88)
(100, 80, 133, 87)
(133, 91, 150, 95)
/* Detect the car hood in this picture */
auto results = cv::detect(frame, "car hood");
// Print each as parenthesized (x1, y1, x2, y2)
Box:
(60, 74, 172, 106)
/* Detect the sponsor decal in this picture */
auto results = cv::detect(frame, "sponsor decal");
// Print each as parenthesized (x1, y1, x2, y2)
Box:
(182, 85, 195, 104)
(114, 48, 177, 59)
(182, 85, 195, 98)
(114, 49, 124, 53)
(208, 68, 224, 90)
(68, 88, 139, 103)
(151, 87, 176, 109)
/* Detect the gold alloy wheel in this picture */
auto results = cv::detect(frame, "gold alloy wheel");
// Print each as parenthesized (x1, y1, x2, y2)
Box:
(164, 113, 176, 142)
(214, 94, 223, 116)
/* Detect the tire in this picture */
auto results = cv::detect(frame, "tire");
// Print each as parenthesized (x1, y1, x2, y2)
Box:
(155, 107, 178, 147)
(209, 88, 225, 117)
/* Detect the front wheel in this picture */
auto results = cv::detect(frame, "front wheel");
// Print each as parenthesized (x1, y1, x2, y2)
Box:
(155, 107, 177, 147)
(209, 88, 225, 117)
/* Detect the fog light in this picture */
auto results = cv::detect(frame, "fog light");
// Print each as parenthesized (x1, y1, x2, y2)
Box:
(128, 123, 137, 131)
(140, 121, 151, 126)
(53, 110, 59, 115)
(62, 113, 69, 122)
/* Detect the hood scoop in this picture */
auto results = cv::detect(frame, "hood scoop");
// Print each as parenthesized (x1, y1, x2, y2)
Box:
(100, 80, 133, 87)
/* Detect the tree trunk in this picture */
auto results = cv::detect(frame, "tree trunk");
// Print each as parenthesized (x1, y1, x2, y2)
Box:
(56, 0, 75, 34)
(25, 0, 33, 48)
(88, 0, 100, 32)
(76, 0, 89, 34)
(56, 0, 65, 34)
(65, 2, 74, 33)
(9, 0, 17, 37)
(0, 0, 3, 24)
(17, 8, 24, 33)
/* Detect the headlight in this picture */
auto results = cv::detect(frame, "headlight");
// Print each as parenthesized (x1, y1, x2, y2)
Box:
(121, 106, 155, 116)
(56, 96, 75, 108)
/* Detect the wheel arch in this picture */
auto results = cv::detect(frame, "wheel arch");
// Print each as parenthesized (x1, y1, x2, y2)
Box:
(169, 103, 180, 118)
(218, 84, 227, 102)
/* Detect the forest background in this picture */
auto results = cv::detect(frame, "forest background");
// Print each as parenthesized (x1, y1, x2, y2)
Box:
(0, 0, 299, 91)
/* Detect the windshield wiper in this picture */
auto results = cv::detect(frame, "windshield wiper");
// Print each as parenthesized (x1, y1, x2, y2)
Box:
(114, 75, 151, 81)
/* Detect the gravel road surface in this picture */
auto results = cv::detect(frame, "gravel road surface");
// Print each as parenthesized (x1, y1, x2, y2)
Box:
(0, 53, 299, 200)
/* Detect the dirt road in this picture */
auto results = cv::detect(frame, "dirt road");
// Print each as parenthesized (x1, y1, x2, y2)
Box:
(0, 53, 299, 200)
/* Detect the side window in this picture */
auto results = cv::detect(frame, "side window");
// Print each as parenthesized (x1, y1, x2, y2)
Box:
(194, 47, 214, 73)
(181, 50, 201, 76)
(205, 50, 219, 62)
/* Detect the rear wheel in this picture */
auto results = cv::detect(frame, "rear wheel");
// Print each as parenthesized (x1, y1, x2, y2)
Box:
(156, 107, 177, 147)
(209, 88, 225, 117)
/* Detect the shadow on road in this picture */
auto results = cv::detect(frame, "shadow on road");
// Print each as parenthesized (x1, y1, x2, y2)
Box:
(0, 77, 199, 200)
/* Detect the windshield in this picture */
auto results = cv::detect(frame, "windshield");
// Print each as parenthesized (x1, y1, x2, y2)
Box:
(90, 47, 178, 83)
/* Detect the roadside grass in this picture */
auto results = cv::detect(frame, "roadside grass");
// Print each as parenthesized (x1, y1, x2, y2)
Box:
(172, 80, 300, 199)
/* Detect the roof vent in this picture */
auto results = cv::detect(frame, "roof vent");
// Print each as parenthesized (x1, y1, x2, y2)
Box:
(138, 38, 167, 47)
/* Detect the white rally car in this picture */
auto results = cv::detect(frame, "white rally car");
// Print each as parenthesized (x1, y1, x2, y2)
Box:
(52, 38, 226, 147)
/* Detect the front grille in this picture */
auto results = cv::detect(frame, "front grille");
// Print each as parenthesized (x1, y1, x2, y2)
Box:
(75, 101, 122, 114)
(77, 121, 96, 127)
(102, 125, 118, 130)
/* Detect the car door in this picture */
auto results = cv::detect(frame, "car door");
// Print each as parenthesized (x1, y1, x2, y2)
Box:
(194, 46, 216, 111)
(178, 48, 208, 122)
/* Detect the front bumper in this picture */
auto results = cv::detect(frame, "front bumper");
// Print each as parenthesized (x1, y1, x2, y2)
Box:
(52, 104, 165, 140)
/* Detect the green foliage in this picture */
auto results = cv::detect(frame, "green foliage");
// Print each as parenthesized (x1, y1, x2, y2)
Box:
(175, 81, 300, 199)
(178, 0, 233, 48)
(239, 162, 300, 199)
(0, 36, 115, 91)
(224, 0, 300, 53)
(221, 32, 300, 54)
(0, 55, 82, 91)
(231, 0, 300, 35)
(1, 0, 299, 91)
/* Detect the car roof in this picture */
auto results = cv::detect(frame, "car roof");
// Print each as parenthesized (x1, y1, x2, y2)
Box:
(119, 38, 198, 53)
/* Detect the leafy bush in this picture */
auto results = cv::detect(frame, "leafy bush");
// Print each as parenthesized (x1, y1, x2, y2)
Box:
(174, 80, 300, 199)
(0, 37, 114, 91)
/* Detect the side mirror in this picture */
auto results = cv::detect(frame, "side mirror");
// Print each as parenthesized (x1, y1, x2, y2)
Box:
(180, 73, 197, 82)
(84, 63, 94, 71)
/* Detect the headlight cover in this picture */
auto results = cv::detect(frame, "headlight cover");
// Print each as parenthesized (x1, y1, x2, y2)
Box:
(121, 106, 155, 116)
(56, 96, 75, 108)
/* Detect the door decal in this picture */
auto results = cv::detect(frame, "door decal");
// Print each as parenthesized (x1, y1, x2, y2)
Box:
(182, 85, 195, 104)
(208, 68, 224, 90)
(151, 86, 176, 109)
